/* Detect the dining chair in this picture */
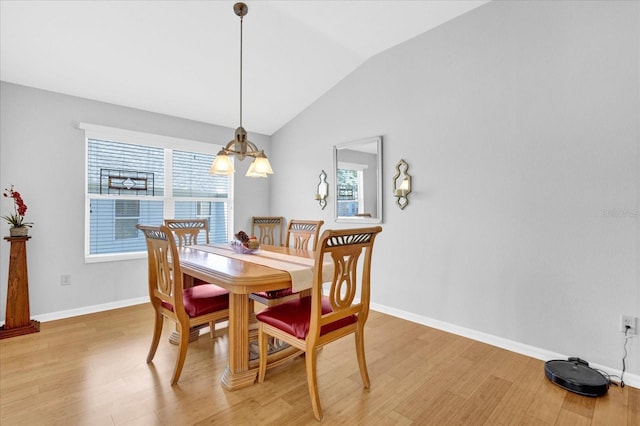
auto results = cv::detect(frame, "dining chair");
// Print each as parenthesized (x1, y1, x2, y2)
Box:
(251, 216, 285, 246)
(285, 219, 324, 250)
(256, 226, 382, 421)
(164, 218, 209, 247)
(249, 219, 324, 307)
(137, 224, 229, 385)
(164, 218, 228, 340)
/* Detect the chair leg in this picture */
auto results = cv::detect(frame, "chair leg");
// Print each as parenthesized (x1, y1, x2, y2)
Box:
(355, 327, 370, 389)
(305, 347, 323, 421)
(170, 321, 190, 385)
(257, 323, 268, 383)
(146, 310, 164, 363)
(209, 321, 216, 338)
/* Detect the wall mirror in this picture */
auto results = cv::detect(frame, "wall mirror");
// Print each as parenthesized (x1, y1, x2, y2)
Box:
(333, 136, 382, 223)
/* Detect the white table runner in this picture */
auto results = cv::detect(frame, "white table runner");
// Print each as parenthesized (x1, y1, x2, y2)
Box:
(191, 244, 332, 292)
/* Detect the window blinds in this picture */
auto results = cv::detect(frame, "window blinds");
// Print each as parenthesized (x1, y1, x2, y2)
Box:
(87, 139, 230, 257)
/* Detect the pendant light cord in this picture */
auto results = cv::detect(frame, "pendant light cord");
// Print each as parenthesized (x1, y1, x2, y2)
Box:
(239, 14, 243, 129)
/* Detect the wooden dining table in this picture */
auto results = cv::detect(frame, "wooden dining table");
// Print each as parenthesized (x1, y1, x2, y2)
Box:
(177, 243, 315, 391)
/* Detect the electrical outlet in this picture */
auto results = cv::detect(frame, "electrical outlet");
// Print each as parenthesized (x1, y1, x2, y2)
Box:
(61, 274, 71, 286)
(620, 315, 638, 335)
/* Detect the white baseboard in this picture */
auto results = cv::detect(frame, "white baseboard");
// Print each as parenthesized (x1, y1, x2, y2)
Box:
(0, 297, 148, 326)
(2, 297, 636, 389)
(370, 302, 639, 390)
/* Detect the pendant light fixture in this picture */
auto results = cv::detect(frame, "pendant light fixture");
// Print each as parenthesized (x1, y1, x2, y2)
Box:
(210, 2, 273, 178)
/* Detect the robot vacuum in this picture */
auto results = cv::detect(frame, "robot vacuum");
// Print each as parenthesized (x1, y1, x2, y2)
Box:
(544, 358, 609, 397)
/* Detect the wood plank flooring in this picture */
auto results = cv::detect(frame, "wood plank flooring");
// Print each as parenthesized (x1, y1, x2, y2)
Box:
(1, 303, 638, 425)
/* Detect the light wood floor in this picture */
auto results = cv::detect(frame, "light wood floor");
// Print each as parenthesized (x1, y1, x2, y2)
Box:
(1, 303, 638, 425)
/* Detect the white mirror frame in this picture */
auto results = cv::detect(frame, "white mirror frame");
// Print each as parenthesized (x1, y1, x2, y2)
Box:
(333, 136, 383, 224)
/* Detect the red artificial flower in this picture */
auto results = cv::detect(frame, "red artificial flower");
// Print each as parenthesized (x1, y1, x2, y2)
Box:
(2, 185, 33, 228)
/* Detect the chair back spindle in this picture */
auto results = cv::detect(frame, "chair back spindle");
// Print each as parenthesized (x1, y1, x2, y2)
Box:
(309, 228, 378, 342)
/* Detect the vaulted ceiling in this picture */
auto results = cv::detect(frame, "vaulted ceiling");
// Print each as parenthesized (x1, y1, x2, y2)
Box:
(0, 0, 488, 135)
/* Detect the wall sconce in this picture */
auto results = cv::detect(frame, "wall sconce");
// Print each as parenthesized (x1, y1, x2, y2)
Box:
(315, 170, 329, 209)
(392, 159, 412, 210)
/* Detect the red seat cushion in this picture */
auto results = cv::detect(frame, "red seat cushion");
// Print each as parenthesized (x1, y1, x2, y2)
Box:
(161, 284, 229, 318)
(193, 278, 212, 286)
(256, 296, 357, 340)
(253, 288, 294, 300)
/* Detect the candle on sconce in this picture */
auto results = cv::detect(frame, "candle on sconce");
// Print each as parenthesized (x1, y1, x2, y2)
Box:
(399, 178, 410, 192)
(393, 159, 411, 210)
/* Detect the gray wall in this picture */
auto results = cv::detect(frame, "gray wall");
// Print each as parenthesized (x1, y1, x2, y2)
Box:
(270, 0, 640, 378)
(0, 82, 270, 317)
(0, 0, 638, 383)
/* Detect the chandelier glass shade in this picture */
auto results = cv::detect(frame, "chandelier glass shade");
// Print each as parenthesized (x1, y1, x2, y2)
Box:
(210, 2, 273, 178)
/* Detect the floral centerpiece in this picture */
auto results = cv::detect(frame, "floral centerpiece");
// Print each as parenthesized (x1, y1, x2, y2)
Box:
(3, 185, 33, 236)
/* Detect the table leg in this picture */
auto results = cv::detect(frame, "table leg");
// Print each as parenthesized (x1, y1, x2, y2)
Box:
(220, 292, 257, 390)
(169, 327, 200, 345)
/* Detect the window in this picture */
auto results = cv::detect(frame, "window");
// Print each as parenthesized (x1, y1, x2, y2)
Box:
(114, 200, 140, 240)
(82, 123, 232, 262)
(336, 164, 365, 217)
(196, 201, 211, 217)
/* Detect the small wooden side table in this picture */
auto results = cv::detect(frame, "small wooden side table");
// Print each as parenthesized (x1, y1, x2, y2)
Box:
(1, 236, 39, 339)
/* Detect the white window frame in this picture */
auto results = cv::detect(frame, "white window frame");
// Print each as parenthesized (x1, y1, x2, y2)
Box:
(80, 123, 234, 263)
